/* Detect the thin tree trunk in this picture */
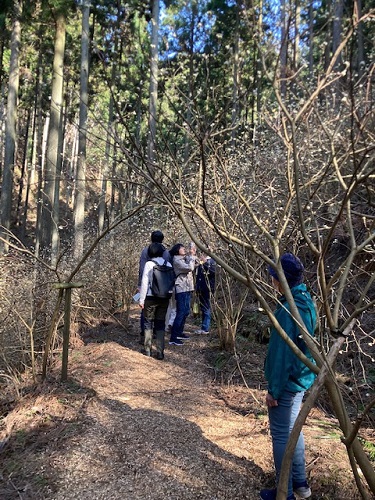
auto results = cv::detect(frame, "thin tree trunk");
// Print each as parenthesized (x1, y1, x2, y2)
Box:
(147, 0, 160, 165)
(324, 0, 332, 71)
(70, 126, 79, 211)
(98, 10, 119, 235)
(183, 0, 196, 163)
(40, 11, 66, 259)
(15, 108, 31, 231)
(23, 27, 44, 241)
(73, 0, 90, 261)
(98, 105, 114, 234)
(355, 0, 364, 77)
(0, 14, 7, 88)
(308, 1, 314, 76)
(280, 0, 287, 98)
(293, 0, 300, 70)
(332, 0, 343, 70)
(109, 142, 117, 227)
(256, 0, 263, 115)
(21, 104, 37, 240)
(34, 99, 48, 258)
(0, 0, 22, 254)
(51, 109, 64, 264)
(231, 0, 240, 144)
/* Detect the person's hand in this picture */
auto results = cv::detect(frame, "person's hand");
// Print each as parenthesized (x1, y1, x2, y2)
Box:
(189, 242, 196, 255)
(199, 253, 208, 263)
(139, 304, 144, 309)
(266, 393, 278, 407)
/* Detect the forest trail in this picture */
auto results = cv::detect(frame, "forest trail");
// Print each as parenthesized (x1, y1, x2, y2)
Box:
(0, 307, 368, 499)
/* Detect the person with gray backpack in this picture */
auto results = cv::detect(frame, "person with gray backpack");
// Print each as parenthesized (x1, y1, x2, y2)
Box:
(139, 242, 174, 360)
(137, 230, 170, 343)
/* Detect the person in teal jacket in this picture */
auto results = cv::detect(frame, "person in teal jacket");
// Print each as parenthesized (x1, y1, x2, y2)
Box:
(260, 253, 316, 500)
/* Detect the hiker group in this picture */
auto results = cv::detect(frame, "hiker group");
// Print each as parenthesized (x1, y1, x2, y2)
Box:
(137, 230, 216, 361)
(137, 231, 317, 500)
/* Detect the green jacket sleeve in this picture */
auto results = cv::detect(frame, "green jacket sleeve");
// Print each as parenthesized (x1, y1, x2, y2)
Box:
(265, 306, 299, 400)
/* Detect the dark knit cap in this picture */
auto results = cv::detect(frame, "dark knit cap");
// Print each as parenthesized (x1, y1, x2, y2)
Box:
(269, 253, 304, 288)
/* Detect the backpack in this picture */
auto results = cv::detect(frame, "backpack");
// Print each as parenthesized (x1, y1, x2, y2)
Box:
(151, 260, 175, 298)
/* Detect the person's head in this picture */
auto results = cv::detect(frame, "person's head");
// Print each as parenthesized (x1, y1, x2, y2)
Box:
(269, 253, 304, 289)
(169, 243, 185, 258)
(148, 242, 165, 259)
(151, 230, 164, 243)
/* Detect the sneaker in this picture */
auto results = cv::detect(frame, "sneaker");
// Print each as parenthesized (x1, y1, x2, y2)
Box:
(169, 339, 184, 346)
(260, 488, 295, 500)
(177, 333, 190, 340)
(196, 330, 209, 335)
(293, 481, 311, 499)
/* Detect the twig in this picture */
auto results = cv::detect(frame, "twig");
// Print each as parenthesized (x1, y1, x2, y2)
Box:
(8, 475, 24, 499)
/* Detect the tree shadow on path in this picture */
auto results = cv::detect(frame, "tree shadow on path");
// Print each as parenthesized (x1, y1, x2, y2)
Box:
(51, 395, 265, 499)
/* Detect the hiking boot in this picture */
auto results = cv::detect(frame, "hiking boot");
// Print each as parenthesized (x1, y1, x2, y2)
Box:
(293, 481, 311, 498)
(156, 352, 164, 360)
(260, 488, 295, 500)
(141, 348, 151, 356)
(169, 339, 184, 346)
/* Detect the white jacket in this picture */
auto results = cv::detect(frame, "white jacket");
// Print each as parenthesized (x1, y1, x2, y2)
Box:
(139, 257, 173, 306)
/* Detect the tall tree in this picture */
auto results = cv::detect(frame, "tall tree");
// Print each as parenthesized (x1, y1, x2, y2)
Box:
(0, 0, 22, 254)
(355, 0, 364, 76)
(231, 0, 240, 143)
(308, 0, 314, 76)
(183, 0, 198, 162)
(0, 0, 13, 90)
(332, 0, 344, 69)
(292, 0, 301, 71)
(97, 4, 121, 235)
(40, 6, 67, 259)
(279, 0, 287, 97)
(73, 0, 91, 261)
(147, 0, 160, 165)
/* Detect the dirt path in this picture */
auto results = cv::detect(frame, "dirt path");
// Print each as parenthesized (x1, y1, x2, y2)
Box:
(0, 308, 370, 499)
(52, 343, 266, 499)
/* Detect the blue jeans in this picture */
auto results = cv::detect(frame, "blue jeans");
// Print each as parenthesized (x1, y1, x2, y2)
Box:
(170, 291, 191, 341)
(268, 390, 306, 497)
(198, 291, 211, 331)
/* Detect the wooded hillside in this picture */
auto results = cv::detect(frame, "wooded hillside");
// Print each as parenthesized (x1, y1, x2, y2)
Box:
(0, 0, 374, 497)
